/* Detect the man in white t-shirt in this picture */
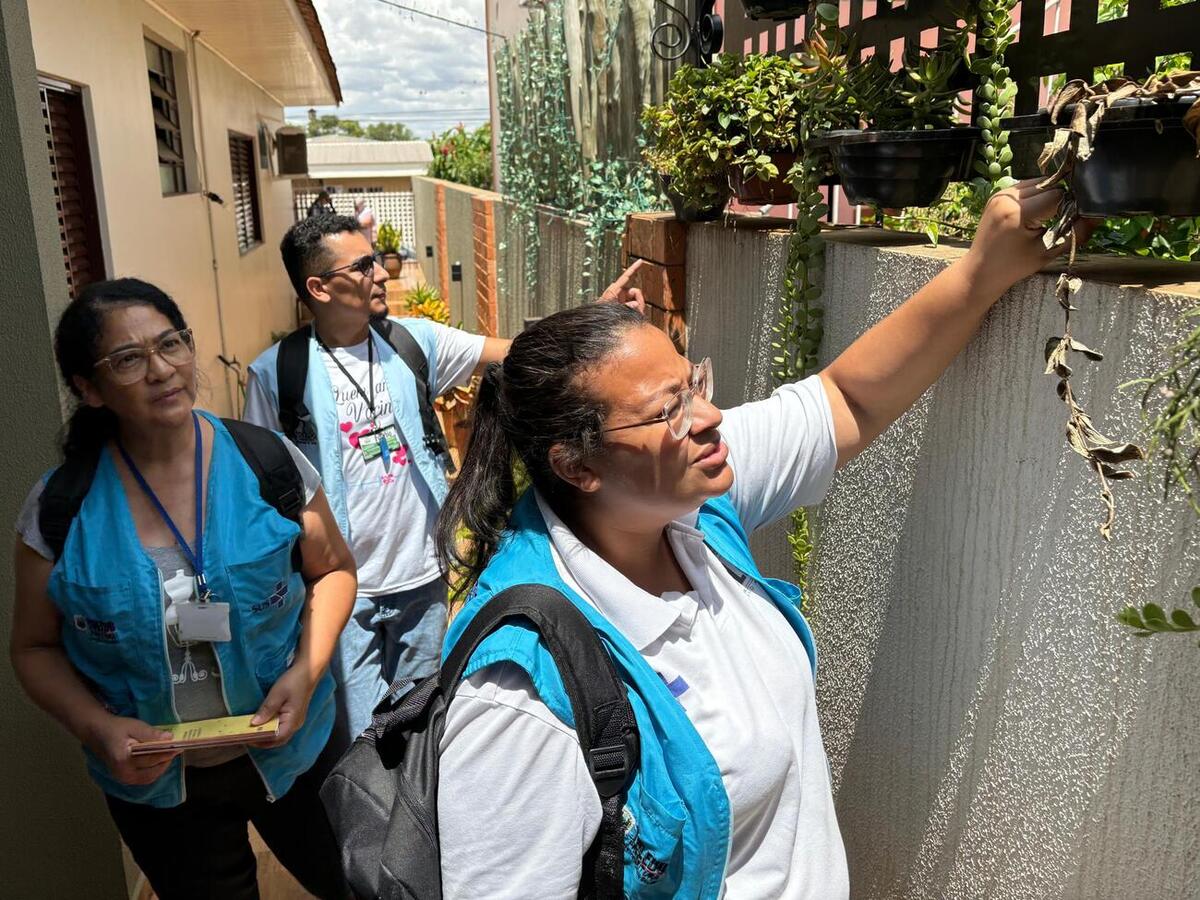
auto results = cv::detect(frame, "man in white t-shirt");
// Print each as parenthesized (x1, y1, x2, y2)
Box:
(243, 214, 509, 751)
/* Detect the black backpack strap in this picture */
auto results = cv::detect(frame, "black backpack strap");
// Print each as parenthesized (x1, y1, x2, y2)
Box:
(276, 325, 314, 444)
(440, 584, 639, 899)
(222, 419, 306, 573)
(372, 319, 456, 474)
(38, 455, 100, 562)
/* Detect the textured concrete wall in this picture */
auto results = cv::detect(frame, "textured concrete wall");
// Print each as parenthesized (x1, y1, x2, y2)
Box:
(413, 176, 438, 287)
(0, 0, 126, 894)
(687, 224, 1200, 899)
(442, 182, 478, 330)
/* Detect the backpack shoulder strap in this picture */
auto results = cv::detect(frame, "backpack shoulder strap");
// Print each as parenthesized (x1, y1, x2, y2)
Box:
(222, 418, 306, 573)
(276, 325, 313, 444)
(441, 585, 638, 899)
(372, 319, 456, 474)
(38, 455, 100, 563)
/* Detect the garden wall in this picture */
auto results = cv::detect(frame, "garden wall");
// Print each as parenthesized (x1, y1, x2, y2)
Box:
(687, 224, 1200, 899)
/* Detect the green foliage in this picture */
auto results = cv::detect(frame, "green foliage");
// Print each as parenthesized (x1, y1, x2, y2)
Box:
(428, 123, 494, 190)
(305, 112, 415, 142)
(969, 0, 1019, 201)
(1092, 216, 1200, 262)
(404, 283, 450, 325)
(495, 0, 659, 302)
(857, 29, 969, 132)
(1117, 588, 1200, 646)
(641, 63, 731, 211)
(376, 221, 401, 255)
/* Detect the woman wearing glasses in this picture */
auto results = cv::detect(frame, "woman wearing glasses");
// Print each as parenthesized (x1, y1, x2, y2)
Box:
(10, 279, 355, 899)
(433, 182, 1085, 898)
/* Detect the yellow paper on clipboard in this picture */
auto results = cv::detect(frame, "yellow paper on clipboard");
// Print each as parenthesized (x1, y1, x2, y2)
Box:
(130, 714, 279, 755)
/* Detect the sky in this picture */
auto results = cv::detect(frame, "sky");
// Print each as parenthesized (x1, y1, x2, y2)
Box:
(286, 0, 491, 140)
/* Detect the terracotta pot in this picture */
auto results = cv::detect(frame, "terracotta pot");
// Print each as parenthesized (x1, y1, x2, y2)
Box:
(381, 252, 403, 279)
(729, 151, 799, 204)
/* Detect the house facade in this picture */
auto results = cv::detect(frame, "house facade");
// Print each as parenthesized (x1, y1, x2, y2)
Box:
(27, 0, 340, 417)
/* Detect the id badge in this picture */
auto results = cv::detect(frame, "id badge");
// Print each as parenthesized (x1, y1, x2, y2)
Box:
(175, 600, 232, 642)
(378, 425, 401, 454)
(359, 429, 383, 461)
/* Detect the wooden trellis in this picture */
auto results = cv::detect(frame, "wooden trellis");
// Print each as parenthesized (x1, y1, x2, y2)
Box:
(718, 0, 1200, 114)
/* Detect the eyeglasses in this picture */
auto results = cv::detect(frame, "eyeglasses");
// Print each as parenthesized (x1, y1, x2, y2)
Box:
(319, 253, 381, 280)
(94, 329, 195, 385)
(603, 357, 714, 441)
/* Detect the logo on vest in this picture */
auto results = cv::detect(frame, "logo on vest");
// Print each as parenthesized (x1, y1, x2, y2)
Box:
(73, 615, 119, 644)
(251, 581, 289, 613)
(622, 806, 669, 884)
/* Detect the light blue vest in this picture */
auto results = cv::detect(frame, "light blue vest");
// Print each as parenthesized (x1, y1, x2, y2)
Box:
(245, 318, 448, 540)
(46, 412, 335, 807)
(443, 491, 817, 898)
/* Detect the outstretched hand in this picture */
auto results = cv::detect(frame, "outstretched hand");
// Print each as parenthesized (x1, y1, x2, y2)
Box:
(598, 259, 646, 315)
(964, 179, 1096, 297)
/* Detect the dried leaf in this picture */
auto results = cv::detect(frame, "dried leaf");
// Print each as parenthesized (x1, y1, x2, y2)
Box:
(1067, 338, 1103, 360)
(1092, 443, 1147, 465)
(1099, 465, 1136, 480)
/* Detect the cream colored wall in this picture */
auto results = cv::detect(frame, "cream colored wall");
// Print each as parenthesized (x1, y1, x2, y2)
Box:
(29, 0, 299, 418)
(310, 175, 416, 192)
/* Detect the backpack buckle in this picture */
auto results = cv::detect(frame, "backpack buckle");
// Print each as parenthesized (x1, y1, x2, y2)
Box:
(586, 713, 640, 798)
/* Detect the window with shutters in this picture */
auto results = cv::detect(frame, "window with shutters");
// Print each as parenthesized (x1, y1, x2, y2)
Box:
(229, 133, 262, 253)
(39, 79, 106, 298)
(145, 37, 187, 195)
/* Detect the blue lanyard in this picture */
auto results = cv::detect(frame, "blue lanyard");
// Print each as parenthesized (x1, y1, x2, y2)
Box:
(117, 412, 209, 599)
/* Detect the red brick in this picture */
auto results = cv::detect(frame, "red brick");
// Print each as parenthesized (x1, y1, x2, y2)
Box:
(435, 184, 450, 301)
(626, 212, 687, 266)
(625, 259, 685, 312)
(644, 302, 687, 354)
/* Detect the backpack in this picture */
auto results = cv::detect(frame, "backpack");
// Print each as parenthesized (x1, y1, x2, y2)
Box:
(38, 418, 306, 570)
(276, 321, 454, 473)
(319, 584, 641, 900)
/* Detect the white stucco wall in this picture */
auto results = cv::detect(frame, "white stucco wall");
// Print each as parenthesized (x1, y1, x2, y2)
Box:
(687, 225, 1200, 899)
(29, 0, 300, 417)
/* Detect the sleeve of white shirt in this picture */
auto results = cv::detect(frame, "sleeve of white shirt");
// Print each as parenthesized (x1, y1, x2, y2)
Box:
(439, 661, 602, 899)
(242, 368, 281, 431)
(721, 374, 839, 534)
(15, 478, 53, 561)
(280, 435, 322, 506)
(430, 322, 486, 396)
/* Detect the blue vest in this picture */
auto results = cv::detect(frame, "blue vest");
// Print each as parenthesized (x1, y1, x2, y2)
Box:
(46, 412, 335, 807)
(245, 318, 448, 540)
(443, 492, 817, 898)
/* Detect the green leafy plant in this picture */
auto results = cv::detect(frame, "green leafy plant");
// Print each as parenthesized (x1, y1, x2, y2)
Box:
(969, 0, 1019, 199)
(861, 29, 969, 132)
(640, 63, 731, 212)
(376, 221, 401, 255)
(404, 283, 450, 325)
(428, 123, 494, 191)
(1117, 588, 1200, 646)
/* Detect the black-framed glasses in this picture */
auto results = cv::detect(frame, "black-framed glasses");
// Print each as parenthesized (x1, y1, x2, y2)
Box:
(319, 253, 381, 280)
(94, 328, 195, 385)
(603, 357, 714, 441)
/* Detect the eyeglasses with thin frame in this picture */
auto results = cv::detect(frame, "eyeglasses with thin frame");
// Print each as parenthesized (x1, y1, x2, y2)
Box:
(602, 357, 714, 441)
(93, 328, 196, 385)
(319, 253, 381, 280)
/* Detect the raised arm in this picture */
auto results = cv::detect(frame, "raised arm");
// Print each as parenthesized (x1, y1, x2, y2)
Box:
(819, 180, 1085, 466)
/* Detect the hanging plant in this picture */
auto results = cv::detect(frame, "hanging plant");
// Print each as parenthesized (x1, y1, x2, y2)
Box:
(968, 0, 1019, 200)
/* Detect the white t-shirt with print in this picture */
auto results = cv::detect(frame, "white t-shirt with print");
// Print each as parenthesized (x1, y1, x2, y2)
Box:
(317, 323, 484, 595)
(437, 375, 847, 900)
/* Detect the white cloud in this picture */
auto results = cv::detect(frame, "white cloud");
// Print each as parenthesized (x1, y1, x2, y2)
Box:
(288, 0, 491, 140)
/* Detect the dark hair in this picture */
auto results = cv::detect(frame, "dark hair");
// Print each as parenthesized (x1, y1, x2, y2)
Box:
(280, 214, 362, 302)
(436, 303, 647, 595)
(54, 278, 188, 460)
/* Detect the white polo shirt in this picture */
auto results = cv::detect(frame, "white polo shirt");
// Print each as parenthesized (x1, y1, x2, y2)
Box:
(438, 375, 848, 899)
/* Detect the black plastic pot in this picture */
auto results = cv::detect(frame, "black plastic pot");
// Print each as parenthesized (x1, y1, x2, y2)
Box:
(739, 0, 806, 19)
(817, 127, 980, 208)
(1001, 97, 1200, 216)
(729, 151, 799, 204)
(660, 174, 729, 222)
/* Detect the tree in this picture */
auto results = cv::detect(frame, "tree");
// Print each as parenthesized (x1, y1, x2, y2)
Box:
(305, 109, 414, 142)
(366, 122, 416, 142)
(428, 123, 493, 190)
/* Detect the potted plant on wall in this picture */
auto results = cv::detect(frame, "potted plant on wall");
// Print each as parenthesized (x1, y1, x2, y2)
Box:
(1002, 70, 1200, 216)
(818, 31, 980, 209)
(376, 222, 404, 279)
(641, 63, 732, 221)
(737, 0, 806, 20)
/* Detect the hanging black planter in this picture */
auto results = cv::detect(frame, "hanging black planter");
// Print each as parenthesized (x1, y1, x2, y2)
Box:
(738, 0, 806, 20)
(817, 127, 980, 208)
(1001, 97, 1200, 216)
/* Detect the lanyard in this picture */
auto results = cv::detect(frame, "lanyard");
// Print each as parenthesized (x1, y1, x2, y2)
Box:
(319, 333, 380, 425)
(117, 411, 209, 600)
